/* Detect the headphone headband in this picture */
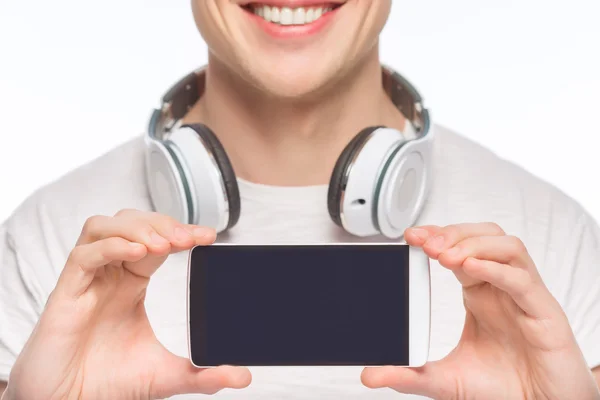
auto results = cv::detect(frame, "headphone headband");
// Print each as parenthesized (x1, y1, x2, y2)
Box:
(147, 65, 431, 142)
(144, 64, 434, 238)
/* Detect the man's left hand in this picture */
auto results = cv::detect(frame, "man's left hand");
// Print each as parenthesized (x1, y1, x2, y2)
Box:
(362, 222, 600, 400)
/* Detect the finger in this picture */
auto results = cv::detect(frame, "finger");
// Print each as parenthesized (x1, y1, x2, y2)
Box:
(404, 225, 442, 246)
(120, 222, 215, 280)
(436, 235, 538, 288)
(78, 214, 166, 251)
(462, 257, 553, 318)
(361, 364, 447, 399)
(439, 235, 534, 271)
(78, 213, 215, 254)
(116, 209, 215, 252)
(152, 355, 251, 399)
(409, 222, 506, 259)
(78, 213, 216, 280)
(59, 237, 148, 298)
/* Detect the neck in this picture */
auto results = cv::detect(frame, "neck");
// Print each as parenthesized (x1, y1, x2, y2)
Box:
(182, 47, 406, 186)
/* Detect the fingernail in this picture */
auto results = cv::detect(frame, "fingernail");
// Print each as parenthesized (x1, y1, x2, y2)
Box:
(174, 226, 191, 241)
(129, 242, 145, 250)
(427, 235, 445, 249)
(150, 231, 168, 245)
(410, 228, 429, 240)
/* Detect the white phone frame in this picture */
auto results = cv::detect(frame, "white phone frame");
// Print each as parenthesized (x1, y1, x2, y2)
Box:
(186, 243, 430, 368)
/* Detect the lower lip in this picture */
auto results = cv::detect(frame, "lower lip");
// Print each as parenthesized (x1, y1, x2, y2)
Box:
(244, 8, 341, 39)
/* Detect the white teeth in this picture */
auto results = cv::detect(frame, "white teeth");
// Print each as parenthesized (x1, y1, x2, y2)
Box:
(280, 7, 294, 25)
(263, 5, 272, 21)
(293, 8, 306, 24)
(270, 7, 280, 22)
(252, 5, 334, 26)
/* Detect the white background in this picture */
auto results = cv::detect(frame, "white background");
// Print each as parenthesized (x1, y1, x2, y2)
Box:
(0, 0, 599, 223)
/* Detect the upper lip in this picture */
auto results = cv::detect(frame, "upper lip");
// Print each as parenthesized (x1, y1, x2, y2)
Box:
(238, 0, 346, 7)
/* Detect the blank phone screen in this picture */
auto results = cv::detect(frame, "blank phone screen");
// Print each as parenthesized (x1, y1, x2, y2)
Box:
(188, 244, 410, 366)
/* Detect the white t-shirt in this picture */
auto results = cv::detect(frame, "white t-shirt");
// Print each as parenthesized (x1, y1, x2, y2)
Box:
(1, 125, 599, 399)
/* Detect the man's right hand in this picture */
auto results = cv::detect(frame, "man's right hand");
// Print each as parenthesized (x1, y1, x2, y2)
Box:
(2, 209, 251, 400)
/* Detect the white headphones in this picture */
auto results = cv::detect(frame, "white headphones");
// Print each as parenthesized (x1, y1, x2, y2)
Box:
(144, 65, 434, 239)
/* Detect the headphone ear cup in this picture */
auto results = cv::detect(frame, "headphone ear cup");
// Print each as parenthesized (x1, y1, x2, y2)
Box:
(374, 135, 430, 239)
(331, 127, 414, 238)
(182, 124, 241, 230)
(327, 127, 383, 227)
(145, 136, 195, 225)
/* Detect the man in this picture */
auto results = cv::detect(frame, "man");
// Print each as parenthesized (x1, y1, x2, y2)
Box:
(1, 1, 599, 399)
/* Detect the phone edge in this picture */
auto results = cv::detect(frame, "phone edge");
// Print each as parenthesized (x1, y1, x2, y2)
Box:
(408, 245, 431, 367)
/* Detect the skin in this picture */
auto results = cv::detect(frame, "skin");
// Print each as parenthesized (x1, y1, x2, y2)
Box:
(2, 0, 600, 398)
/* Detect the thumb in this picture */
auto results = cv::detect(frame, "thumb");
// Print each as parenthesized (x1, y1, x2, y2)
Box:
(361, 362, 447, 399)
(151, 353, 252, 399)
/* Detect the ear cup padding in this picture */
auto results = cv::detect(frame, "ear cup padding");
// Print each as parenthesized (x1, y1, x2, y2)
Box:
(182, 124, 241, 229)
(327, 126, 384, 227)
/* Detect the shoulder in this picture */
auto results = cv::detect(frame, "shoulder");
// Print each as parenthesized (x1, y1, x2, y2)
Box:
(432, 124, 550, 189)
(4, 136, 152, 268)
(428, 125, 595, 268)
(431, 124, 588, 219)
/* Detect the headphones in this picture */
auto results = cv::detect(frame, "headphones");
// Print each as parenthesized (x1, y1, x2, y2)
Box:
(144, 65, 434, 239)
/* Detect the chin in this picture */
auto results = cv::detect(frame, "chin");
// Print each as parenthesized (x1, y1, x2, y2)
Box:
(259, 78, 325, 99)
(242, 53, 347, 100)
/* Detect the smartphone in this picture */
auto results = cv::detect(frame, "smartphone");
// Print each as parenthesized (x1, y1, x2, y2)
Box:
(187, 243, 430, 368)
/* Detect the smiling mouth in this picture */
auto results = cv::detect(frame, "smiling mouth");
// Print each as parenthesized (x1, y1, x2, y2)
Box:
(241, 3, 344, 26)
